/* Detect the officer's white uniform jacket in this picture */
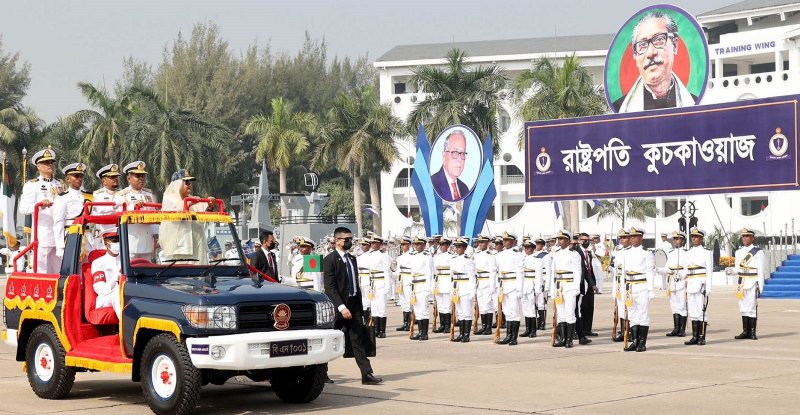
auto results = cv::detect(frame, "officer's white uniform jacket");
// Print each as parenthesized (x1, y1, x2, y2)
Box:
(394, 250, 413, 289)
(549, 247, 582, 297)
(536, 249, 552, 294)
(369, 250, 391, 292)
(408, 250, 433, 293)
(685, 245, 714, 295)
(19, 176, 65, 248)
(664, 247, 688, 291)
(290, 254, 322, 291)
(450, 253, 476, 297)
(224, 248, 241, 266)
(523, 251, 544, 295)
(621, 245, 655, 296)
(734, 244, 765, 291)
(357, 250, 374, 289)
(433, 250, 455, 294)
(91, 187, 117, 216)
(473, 250, 497, 293)
(496, 248, 524, 294)
(114, 186, 157, 254)
(52, 187, 90, 253)
(91, 252, 121, 308)
(610, 246, 628, 300)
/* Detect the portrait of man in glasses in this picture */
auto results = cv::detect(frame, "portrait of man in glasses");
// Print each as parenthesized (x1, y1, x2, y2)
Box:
(431, 129, 471, 202)
(613, 10, 698, 113)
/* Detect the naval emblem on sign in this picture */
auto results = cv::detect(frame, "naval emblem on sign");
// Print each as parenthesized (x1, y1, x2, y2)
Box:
(769, 127, 789, 158)
(273, 303, 291, 330)
(535, 148, 552, 174)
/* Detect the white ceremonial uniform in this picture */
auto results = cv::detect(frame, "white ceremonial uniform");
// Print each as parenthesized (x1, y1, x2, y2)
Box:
(291, 255, 322, 292)
(91, 252, 122, 318)
(408, 250, 433, 319)
(433, 250, 455, 315)
(394, 250, 413, 313)
(1, 245, 27, 272)
(592, 243, 607, 293)
(473, 249, 498, 314)
(685, 245, 713, 321)
(368, 250, 391, 318)
(663, 247, 688, 316)
(52, 187, 90, 258)
(734, 244, 765, 318)
(90, 187, 118, 247)
(450, 253, 476, 321)
(549, 247, 582, 324)
(19, 176, 65, 274)
(622, 245, 655, 326)
(537, 250, 552, 311)
(224, 247, 241, 266)
(659, 239, 674, 252)
(114, 187, 157, 259)
(496, 247, 525, 322)
(357, 250, 373, 311)
(610, 246, 628, 317)
(522, 251, 544, 319)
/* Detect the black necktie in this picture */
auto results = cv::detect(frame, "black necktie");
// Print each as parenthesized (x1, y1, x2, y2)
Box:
(345, 255, 356, 296)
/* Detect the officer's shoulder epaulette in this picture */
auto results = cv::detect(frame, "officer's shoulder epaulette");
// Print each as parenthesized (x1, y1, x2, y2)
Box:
(512, 247, 520, 253)
(117, 188, 131, 196)
(28, 178, 38, 183)
(143, 187, 153, 194)
(58, 191, 67, 196)
(57, 179, 66, 185)
(82, 192, 93, 201)
(422, 251, 430, 256)
(463, 254, 471, 259)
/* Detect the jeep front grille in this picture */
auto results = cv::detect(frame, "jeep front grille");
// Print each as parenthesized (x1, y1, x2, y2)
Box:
(237, 302, 316, 330)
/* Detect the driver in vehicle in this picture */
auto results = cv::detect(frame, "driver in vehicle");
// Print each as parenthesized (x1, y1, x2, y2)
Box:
(91, 227, 122, 318)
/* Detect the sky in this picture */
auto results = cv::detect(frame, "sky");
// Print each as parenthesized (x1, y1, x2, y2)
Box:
(1, 0, 734, 122)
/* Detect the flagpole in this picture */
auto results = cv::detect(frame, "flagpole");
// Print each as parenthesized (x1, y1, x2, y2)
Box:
(21, 148, 28, 247)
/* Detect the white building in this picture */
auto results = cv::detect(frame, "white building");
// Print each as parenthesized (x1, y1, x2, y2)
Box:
(375, 0, 800, 248)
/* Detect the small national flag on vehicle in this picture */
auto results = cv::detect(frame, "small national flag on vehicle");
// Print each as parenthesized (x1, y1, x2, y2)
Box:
(303, 254, 322, 272)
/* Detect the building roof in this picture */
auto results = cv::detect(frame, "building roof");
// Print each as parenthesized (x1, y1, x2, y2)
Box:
(698, 0, 800, 17)
(375, 34, 614, 64)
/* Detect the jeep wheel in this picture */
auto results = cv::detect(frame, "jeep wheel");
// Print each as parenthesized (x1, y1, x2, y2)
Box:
(270, 364, 326, 403)
(140, 334, 202, 415)
(25, 324, 76, 399)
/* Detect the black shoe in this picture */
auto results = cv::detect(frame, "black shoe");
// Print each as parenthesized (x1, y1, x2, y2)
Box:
(636, 326, 649, 352)
(410, 320, 423, 340)
(666, 314, 680, 337)
(578, 336, 592, 345)
(553, 322, 566, 347)
(461, 320, 471, 343)
(677, 315, 687, 337)
(497, 321, 514, 344)
(565, 323, 575, 348)
(521, 317, 532, 337)
(749, 317, 758, 340)
(362, 373, 383, 385)
(452, 318, 464, 342)
(625, 325, 640, 351)
(685, 320, 699, 345)
(586, 332, 598, 337)
(432, 314, 446, 333)
(735, 316, 749, 339)
(324, 375, 334, 384)
(396, 312, 410, 331)
(613, 319, 625, 342)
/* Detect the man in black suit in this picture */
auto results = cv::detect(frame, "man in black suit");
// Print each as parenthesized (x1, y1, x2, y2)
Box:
(250, 231, 278, 280)
(431, 130, 470, 202)
(576, 233, 600, 343)
(323, 227, 382, 385)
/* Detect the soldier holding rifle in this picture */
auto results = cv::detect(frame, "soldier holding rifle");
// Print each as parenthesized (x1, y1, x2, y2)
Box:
(496, 232, 524, 345)
(610, 229, 631, 342)
(622, 227, 655, 352)
(549, 230, 582, 348)
(733, 228, 764, 340)
(449, 237, 476, 343)
(432, 237, 455, 334)
(409, 236, 433, 341)
(684, 227, 713, 346)
(473, 235, 498, 335)
(662, 231, 688, 337)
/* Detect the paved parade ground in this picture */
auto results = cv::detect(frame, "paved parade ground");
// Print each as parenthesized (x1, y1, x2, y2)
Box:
(1, 282, 798, 414)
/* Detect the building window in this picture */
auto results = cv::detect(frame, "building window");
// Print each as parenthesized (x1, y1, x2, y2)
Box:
(394, 168, 413, 188)
(505, 204, 523, 220)
(394, 82, 406, 94)
(582, 201, 601, 219)
(741, 196, 768, 216)
(500, 164, 524, 185)
(663, 199, 679, 217)
(498, 109, 511, 133)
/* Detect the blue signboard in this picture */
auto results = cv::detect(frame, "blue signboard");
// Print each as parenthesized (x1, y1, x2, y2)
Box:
(525, 95, 799, 201)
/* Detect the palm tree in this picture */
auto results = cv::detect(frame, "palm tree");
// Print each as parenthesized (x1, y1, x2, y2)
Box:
(313, 87, 401, 235)
(63, 82, 133, 164)
(124, 87, 231, 193)
(0, 107, 34, 144)
(514, 54, 608, 231)
(595, 199, 659, 229)
(244, 98, 316, 217)
(407, 48, 506, 153)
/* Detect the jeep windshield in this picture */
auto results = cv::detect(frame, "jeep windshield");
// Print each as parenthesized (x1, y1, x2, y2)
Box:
(119, 210, 249, 278)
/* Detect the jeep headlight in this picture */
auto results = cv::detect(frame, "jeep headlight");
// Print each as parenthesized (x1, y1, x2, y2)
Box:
(182, 305, 237, 330)
(315, 301, 335, 326)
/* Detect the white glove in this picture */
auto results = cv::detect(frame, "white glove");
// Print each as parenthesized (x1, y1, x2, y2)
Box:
(56, 248, 64, 259)
(648, 290, 656, 300)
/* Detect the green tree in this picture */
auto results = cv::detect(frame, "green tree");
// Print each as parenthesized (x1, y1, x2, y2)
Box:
(595, 199, 659, 229)
(0, 36, 31, 110)
(243, 97, 316, 216)
(313, 87, 401, 235)
(406, 48, 506, 153)
(515, 55, 608, 231)
(62, 82, 132, 165)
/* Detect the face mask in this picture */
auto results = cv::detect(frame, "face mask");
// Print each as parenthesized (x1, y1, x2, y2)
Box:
(581, 240, 590, 248)
(343, 241, 353, 250)
(108, 242, 120, 255)
(268, 242, 277, 250)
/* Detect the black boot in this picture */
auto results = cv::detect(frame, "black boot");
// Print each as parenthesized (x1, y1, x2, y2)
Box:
(521, 317, 533, 337)
(433, 313, 445, 333)
(666, 314, 680, 336)
(492, 312, 498, 328)
(530, 317, 537, 338)
(482, 314, 494, 335)
(613, 319, 625, 342)
(553, 322, 566, 347)
(636, 326, 649, 352)
(565, 323, 575, 348)
(749, 317, 758, 340)
(410, 319, 423, 340)
(396, 312, 410, 331)
(461, 320, 471, 343)
(735, 316, 749, 339)
(508, 321, 520, 346)
(625, 325, 640, 351)
(685, 320, 699, 345)
(538, 310, 547, 330)
(420, 319, 429, 341)
(376, 317, 386, 338)
(380, 317, 387, 338)
(452, 318, 464, 342)
(500, 318, 506, 329)
(698, 321, 707, 345)
(677, 315, 687, 337)
(498, 319, 514, 344)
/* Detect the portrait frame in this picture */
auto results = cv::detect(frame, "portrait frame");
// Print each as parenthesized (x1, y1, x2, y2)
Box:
(428, 125, 483, 202)
(604, 4, 709, 113)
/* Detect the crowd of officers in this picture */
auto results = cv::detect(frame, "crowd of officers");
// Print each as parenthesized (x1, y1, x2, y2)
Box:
(284, 225, 765, 352)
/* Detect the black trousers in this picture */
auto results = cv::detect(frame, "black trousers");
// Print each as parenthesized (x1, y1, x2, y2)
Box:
(574, 294, 585, 337)
(336, 297, 373, 378)
(581, 289, 595, 333)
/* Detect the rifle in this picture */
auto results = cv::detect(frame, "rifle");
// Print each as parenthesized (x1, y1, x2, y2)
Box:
(449, 293, 457, 341)
(494, 281, 504, 343)
(473, 302, 480, 333)
(409, 308, 416, 339)
(622, 289, 630, 350)
(612, 295, 619, 341)
(701, 284, 709, 338)
(550, 290, 558, 347)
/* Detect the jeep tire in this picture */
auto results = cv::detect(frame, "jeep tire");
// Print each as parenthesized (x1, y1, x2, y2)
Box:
(140, 333, 202, 415)
(25, 324, 76, 399)
(270, 364, 326, 403)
